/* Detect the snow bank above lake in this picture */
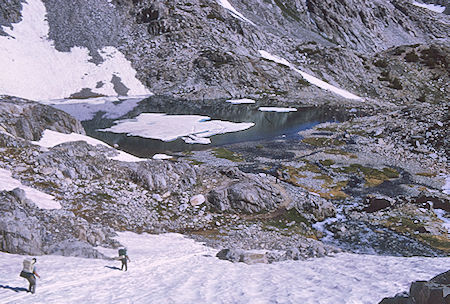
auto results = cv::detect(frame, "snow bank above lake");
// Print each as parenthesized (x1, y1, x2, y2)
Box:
(32, 130, 145, 163)
(217, 0, 256, 25)
(0, 0, 150, 101)
(226, 98, 256, 104)
(46, 95, 151, 122)
(99, 113, 255, 145)
(1, 231, 449, 304)
(0, 168, 60, 209)
(412, 1, 446, 13)
(259, 107, 297, 112)
(259, 50, 362, 100)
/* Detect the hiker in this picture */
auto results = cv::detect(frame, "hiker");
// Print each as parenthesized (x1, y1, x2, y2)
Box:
(117, 248, 131, 271)
(20, 258, 40, 294)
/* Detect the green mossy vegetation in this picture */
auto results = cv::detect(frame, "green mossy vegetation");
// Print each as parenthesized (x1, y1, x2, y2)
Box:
(316, 126, 338, 132)
(212, 148, 244, 162)
(416, 172, 437, 177)
(335, 164, 399, 187)
(266, 208, 309, 229)
(383, 216, 450, 253)
(302, 137, 345, 147)
(188, 159, 204, 165)
(324, 149, 358, 158)
(297, 161, 322, 174)
(319, 159, 335, 166)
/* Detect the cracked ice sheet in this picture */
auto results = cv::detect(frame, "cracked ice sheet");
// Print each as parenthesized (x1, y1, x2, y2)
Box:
(98, 113, 255, 145)
(217, 0, 256, 25)
(32, 130, 146, 163)
(1, 232, 450, 303)
(259, 50, 362, 100)
(0, 0, 150, 101)
(0, 167, 60, 209)
(412, 1, 446, 13)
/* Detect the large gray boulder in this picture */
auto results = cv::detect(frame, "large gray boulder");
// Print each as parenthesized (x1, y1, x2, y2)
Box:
(207, 168, 285, 214)
(132, 160, 197, 193)
(216, 248, 268, 264)
(379, 270, 450, 304)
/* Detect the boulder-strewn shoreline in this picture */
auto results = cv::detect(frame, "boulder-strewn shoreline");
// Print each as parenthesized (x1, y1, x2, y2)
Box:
(0, 92, 448, 263)
(0, 0, 448, 265)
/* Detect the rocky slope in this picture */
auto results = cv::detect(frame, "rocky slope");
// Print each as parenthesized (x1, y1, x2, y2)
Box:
(1, 0, 443, 102)
(0, 0, 448, 262)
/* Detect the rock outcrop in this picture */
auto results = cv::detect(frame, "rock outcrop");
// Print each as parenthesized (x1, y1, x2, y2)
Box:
(379, 270, 450, 304)
(0, 96, 84, 140)
(38, 0, 449, 102)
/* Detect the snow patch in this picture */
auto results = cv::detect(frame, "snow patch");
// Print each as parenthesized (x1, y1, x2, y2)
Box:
(45, 95, 151, 122)
(259, 50, 362, 100)
(32, 130, 145, 163)
(0, 168, 60, 209)
(152, 154, 173, 160)
(434, 209, 450, 233)
(443, 175, 450, 195)
(258, 107, 297, 112)
(0, 0, 150, 101)
(98, 113, 255, 144)
(217, 0, 256, 25)
(412, 1, 446, 13)
(226, 98, 256, 104)
(1, 231, 450, 303)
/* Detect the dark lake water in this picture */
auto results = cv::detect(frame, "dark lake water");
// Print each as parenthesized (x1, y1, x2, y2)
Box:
(55, 96, 345, 157)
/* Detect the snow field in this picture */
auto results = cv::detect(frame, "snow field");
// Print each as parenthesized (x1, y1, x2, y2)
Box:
(259, 50, 362, 100)
(46, 95, 152, 122)
(1, 232, 449, 304)
(217, 0, 256, 26)
(32, 129, 145, 162)
(0, 168, 60, 209)
(412, 1, 446, 13)
(0, 0, 150, 100)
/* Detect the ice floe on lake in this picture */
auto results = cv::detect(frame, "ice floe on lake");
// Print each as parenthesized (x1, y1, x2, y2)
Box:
(226, 98, 256, 104)
(258, 107, 297, 112)
(99, 113, 255, 145)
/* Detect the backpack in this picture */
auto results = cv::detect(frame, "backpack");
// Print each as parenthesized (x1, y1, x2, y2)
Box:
(22, 259, 33, 273)
(118, 248, 127, 256)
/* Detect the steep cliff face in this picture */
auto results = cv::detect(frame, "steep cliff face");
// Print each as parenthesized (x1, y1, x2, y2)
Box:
(37, 0, 448, 102)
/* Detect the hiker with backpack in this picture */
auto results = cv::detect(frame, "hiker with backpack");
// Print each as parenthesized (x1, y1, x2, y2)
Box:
(117, 248, 131, 271)
(19, 258, 40, 294)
